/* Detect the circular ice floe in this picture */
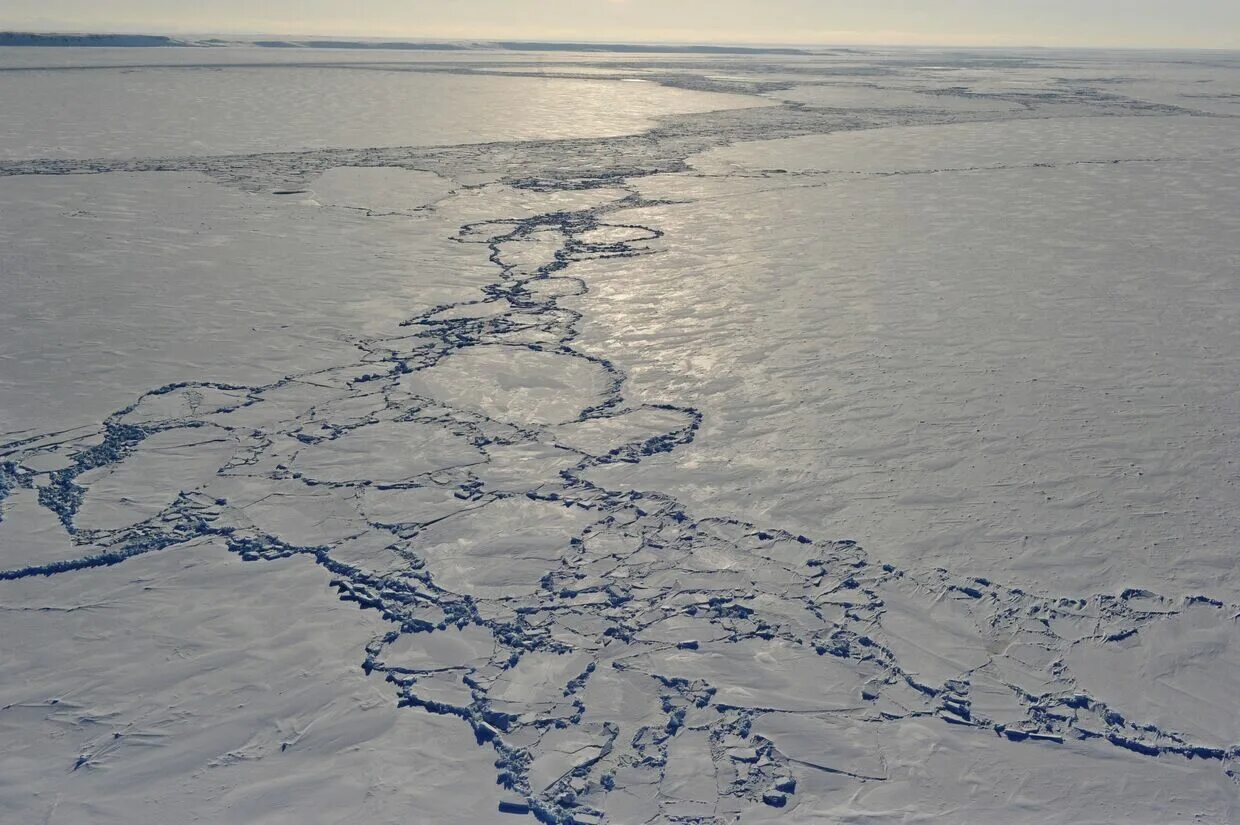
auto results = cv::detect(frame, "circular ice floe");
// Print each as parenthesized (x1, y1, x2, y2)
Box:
(290, 419, 483, 485)
(309, 166, 454, 214)
(413, 497, 597, 599)
(400, 344, 613, 427)
(114, 384, 252, 427)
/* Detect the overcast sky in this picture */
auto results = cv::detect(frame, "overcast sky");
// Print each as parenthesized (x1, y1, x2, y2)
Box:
(4, 0, 1239, 49)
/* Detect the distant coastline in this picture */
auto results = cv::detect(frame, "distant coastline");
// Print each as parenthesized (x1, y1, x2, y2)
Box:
(0, 32, 185, 47)
(0, 31, 813, 55)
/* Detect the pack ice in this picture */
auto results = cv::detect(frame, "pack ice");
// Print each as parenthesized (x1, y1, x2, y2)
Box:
(1, 44, 1239, 824)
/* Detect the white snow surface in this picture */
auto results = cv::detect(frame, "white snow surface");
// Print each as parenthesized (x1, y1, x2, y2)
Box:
(1, 46, 1240, 824)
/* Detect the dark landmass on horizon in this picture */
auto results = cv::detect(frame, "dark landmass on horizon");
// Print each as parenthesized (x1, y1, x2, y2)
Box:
(0, 32, 181, 47)
(0, 31, 818, 54)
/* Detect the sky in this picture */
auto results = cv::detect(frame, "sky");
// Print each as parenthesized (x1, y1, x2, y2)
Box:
(3, 0, 1240, 50)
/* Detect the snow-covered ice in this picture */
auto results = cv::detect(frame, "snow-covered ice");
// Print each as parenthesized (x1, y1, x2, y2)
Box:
(2, 45, 1240, 824)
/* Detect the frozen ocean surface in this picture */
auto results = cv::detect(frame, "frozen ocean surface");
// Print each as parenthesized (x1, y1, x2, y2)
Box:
(2, 45, 1240, 824)
(0, 57, 761, 159)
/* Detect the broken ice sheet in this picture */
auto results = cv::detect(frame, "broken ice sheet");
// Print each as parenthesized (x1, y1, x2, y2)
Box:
(3, 47, 1240, 825)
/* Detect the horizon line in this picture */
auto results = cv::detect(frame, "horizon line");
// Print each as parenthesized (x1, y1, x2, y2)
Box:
(4, 28, 1240, 53)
